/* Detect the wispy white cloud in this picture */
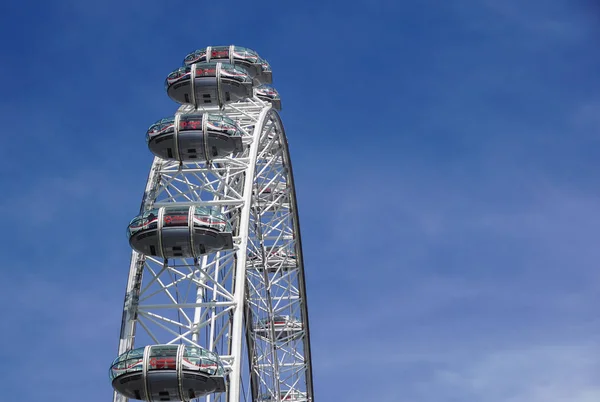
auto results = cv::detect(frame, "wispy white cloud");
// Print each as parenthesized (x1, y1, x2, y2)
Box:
(315, 331, 600, 402)
(306, 161, 600, 400)
(409, 343, 600, 402)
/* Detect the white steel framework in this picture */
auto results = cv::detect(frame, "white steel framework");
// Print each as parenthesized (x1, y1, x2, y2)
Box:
(114, 91, 314, 402)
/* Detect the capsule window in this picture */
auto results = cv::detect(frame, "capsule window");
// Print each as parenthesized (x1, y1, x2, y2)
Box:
(211, 46, 229, 59)
(180, 118, 202, 130)
(163, 209, 189, 227)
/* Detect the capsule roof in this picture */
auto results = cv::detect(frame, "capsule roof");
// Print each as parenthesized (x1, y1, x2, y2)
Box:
(164, 62, 252, 89)
(183, 45, 272, 84)
(184, 46, 260, 65)
(111, 345, 221, 369)
(127, 206, 231, 239)
(255, 84, 280, 99)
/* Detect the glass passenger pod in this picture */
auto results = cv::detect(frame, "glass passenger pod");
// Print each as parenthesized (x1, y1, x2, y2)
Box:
(127, 206, 233, 258)
(183, 45, 272, 84)
(146, 113, 243, 161)
(248, 245, 296, 272)
(256, 182, 287, 196)
(254, 315, 303, 340)
(260, 390, 309, 402)
(110, 344, 226, 401)
(165, 62, 253, 107)
(254, 84, 281, 110)
(252, 182, 288, 210)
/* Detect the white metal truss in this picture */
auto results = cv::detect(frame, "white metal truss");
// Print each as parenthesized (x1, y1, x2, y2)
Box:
(114, 98, 314, 402)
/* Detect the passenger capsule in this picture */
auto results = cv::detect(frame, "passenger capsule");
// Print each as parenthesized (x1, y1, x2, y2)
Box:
(127, 206, 233, 258)
(260, 391, 308, 402)
(110, 344, 226, 401)
(254, 85, 281, 110)
(183, 45, 272, 84)
(254, 315, 302, 341)
(248, 246, 296, 272)
(165, 62, 253, 107)
(146, 113, 243, 161)
(252, 183, 289, 211)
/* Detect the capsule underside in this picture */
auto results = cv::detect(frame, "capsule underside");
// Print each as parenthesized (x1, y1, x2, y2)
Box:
(254, 85, 281, 110)
(129, 225, 233, 258)
(256, 94, 281, 110)
(255, 321, 303, 340)
(167, 76, 252, 106)
(237, 63, 271, 85)
(112, 371, 225, 401)
(256, 69, 272, 85)
(248, 253, 297, 272)
(149, 130, 243, 161)
(248, 261, 297, 273)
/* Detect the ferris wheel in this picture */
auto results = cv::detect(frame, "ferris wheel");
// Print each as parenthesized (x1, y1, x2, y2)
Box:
(110, 45, 314, 402)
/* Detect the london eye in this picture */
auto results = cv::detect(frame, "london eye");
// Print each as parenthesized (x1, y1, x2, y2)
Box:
(110, 45, 314, 402)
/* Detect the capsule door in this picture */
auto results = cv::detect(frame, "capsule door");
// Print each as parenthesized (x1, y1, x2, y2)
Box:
(161, 207, 191, 257)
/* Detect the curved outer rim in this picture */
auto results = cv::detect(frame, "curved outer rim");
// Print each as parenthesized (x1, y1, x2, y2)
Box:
(267, 110, 315, 402)
(243, 108, 314, 402)
(226, 104, 270, 402)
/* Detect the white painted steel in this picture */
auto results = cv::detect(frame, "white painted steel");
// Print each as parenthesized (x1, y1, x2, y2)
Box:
(226, 105, 266, 402)
(113, 87, 313, 402)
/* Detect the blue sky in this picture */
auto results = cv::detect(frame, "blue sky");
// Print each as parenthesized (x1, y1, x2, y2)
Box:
(1, 0, 600, 401)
